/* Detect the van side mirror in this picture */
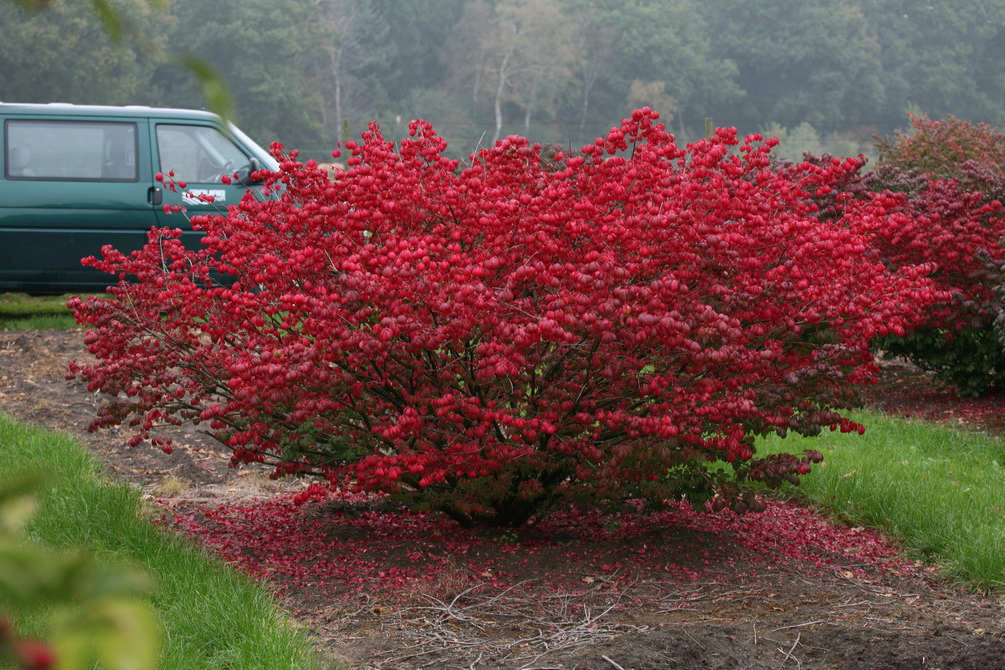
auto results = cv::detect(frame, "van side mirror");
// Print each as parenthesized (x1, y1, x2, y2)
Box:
(236, 157, 261, 186)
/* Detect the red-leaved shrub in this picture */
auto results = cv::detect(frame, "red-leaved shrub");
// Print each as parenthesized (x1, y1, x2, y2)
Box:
(874, 115, 1005, 196)
(69, 110, 939, 526)
(864, 117, 1005, 396)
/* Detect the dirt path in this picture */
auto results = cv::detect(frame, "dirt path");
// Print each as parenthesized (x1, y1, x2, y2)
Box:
(1, 329, 1002, 669)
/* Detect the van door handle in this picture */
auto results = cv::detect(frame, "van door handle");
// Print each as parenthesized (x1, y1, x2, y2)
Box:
(148, 186, 162, 206)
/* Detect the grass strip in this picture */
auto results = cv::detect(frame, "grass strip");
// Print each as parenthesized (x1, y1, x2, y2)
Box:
(0, 293, 86, 331)
(757, 409, 1005, 591)
(0, 413, 324, 669)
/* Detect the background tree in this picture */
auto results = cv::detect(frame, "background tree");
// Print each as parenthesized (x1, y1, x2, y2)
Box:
(2, 0, 1001, 158)
(860, 0, 1004, 130)
(559, 0, 621, 139)
(154, 0, 324, 151)
(468, 0, 577, 142)
(625, 80, 677, 124)
(315, 0, 394, 146)
(502, 0, 578, 134)
(0, 0, 165, 105)
(370, 0, 466, 107)
(563, 0, 741, 141)
(701, 0, 884, 135)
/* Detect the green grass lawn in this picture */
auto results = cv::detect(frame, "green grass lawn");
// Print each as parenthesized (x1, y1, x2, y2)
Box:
(0, 413, 324, 669)
(757, 409, 1005, 592)
(0, 293, 85, 330)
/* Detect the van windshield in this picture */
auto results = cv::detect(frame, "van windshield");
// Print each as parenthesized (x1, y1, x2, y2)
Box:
(155, 123, 278, 184)
(228, 123, 280, 172)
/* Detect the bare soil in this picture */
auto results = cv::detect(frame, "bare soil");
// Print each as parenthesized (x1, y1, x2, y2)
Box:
(1, 329, 1002, 670)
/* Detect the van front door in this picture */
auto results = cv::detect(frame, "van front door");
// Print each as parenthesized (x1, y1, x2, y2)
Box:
(150, 121, 258, 232)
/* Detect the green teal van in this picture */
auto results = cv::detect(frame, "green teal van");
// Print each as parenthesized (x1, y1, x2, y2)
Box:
(0, 103, 279, 293)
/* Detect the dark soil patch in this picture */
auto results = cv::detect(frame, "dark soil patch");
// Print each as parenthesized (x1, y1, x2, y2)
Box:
(1, 329, 1002, 669)
(861, 355, 1004, 436)
(0, 329, 233, 487)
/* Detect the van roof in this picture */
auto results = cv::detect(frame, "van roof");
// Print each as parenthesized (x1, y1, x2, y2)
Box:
(0, 102, 220, 122)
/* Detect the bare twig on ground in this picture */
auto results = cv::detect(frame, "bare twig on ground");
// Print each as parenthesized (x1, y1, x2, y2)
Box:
(373, 581, 651, 669)
(602, 654, 626, 670)
(770, 620, 825, 632)
(777, 632, 801, 669)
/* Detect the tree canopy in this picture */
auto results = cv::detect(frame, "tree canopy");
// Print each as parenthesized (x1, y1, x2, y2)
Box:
(2, 0, 1001, 159)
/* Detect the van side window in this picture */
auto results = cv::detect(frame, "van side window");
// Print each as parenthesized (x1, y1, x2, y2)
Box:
(156, 124, 250, 184)
(5, 120, 137, 181)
